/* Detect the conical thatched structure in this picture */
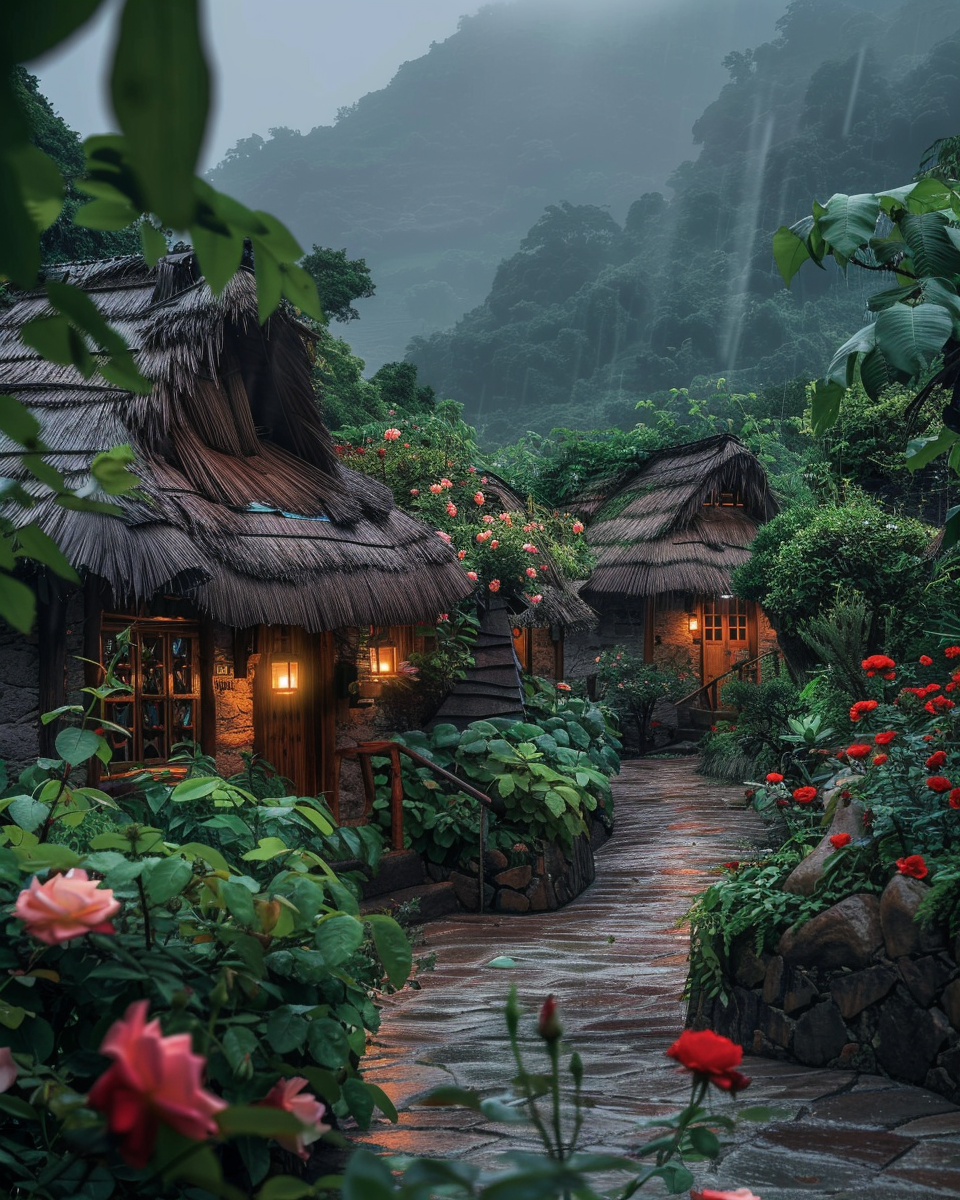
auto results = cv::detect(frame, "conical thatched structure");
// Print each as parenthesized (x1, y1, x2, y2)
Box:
(580, 435, 777, 604)
(0, 253, 472, 630)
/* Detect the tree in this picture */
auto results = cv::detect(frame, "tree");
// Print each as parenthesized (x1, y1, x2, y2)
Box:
(773, 170, 960, 545)
(300, 244, 375, 322)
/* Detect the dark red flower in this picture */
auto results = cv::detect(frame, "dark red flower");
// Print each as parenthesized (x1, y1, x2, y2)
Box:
(925, 697, 956, 715)
(874, 731, 896, 745)
(927, 776, 953, 793)
(829, 833, 852, 849)
(872, 753, 888, 766)
(945, 646, 960, 659)
(792, 786, 817, 805)
(537, 995, 561, 1043)
(849, 699, 878, 722)
(765, 772, 784, 784)
(896, 855, 928, 879)
(926, 750, 947, 769)
(862, 654, 895, 677)
(949, 788, 960, 810)
(919, 655, 933, 666)
(666, 1029, 750, 1093)
(845, 744, 872, 760)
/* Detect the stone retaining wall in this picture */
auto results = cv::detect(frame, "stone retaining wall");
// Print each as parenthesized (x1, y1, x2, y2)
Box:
(426, 819, 608, 913)
(691, 875, 960, 1101)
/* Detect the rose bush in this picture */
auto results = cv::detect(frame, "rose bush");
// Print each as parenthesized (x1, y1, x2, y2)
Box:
(0, 674, 411, 1197)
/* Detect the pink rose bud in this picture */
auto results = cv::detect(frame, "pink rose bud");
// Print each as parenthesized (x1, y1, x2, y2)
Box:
(537, 995, 562, 1042)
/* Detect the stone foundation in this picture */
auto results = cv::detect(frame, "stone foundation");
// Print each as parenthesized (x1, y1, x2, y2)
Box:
(691, 876, 960, 1101)
(425, 819, 608, 913)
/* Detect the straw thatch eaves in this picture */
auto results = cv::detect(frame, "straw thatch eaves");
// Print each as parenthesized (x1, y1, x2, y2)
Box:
(477, 472, 596, 631)
(579, 435, 778, 603)
(0, 253, 472, 631)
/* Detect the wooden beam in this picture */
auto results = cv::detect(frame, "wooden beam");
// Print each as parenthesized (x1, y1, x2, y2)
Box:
(199, 618, 217, 759)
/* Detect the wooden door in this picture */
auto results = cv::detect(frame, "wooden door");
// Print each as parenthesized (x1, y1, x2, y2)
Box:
(701, 597, 751, 688)
(254, 626, 336, 798)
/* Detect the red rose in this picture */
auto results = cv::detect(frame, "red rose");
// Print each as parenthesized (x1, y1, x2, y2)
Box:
(862, 654, 895, 676)
(896, 855, 928, 879)
(925, 697, 956, 714)
(792, 786, 817, 804)
(845, 744, 872, 760)
(874, 731, 896, 745)
(829, 833, 852, 849)
(765, 772, 784, 784)
(945, 646, 960, 658)
(666, 1029, 750, 1093)
(948, 788, 960, 809)
(872, 753, 888, 766)
(926, 750, 947, 769)
(927, 776, 953, 793)
(723, 861, 740, 871)
(849, 699, 878, 722)
(919, 655, 933, 666)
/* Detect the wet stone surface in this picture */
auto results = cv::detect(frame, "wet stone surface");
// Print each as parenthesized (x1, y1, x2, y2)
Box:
(357, 759, 960, 1196)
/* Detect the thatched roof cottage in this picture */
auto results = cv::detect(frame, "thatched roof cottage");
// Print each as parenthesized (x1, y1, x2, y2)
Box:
(0, 252, 471, 792)
(568, 435, 780, 704)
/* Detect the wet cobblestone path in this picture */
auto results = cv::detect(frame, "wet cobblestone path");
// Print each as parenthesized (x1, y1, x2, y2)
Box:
(358, 759, 960, 1197)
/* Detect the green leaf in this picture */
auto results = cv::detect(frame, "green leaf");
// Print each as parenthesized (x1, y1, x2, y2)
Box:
(772, 225, 810, 287)
(44, 281, 151, 395)
(55, 727, 101, 764)
(307, 1017, 350, 1068)
(341, 1077, 375, 1129)
(826, 324, 875, 388)
(315, 914, 365, 967)
(279, 262, 322, 321)
(13, 525, 78, 582)
(266, 1007, 308, 1054)
(191, 220, 245, 295)
(110, 0, 209, 229)
(687, 1125, 720, 1157)
(341, 1149, 395, 1200)
(217, 1105, 306, 1138)
(253, 248, 283, 325)
(899, 212, 960, 277)
(175, 841, 231, 872)
(0, 395, 42, 449)
(256, 1178, 316, 1200)
(874, 302, 954, 378)
(0, 575, 37, 633)
(363, 1081, 399, 1123)
(21, 315, 94, 377)
(220, 879, 257, 926)
(8, 796, 50, 833)
(145, 855, 193, 904)
(2, 2, 105, 64)
(241, 836, 291, 862)
(366, 913, 412, 989)
(943, 504, 960, 551)
(809, 379, 845, 436)
(817, 192, 879, 258)
(90, 445, 139, 495)
(906, 428, 958, 472)
(171, 776, 219, 801)
(74, 196, 139, 230)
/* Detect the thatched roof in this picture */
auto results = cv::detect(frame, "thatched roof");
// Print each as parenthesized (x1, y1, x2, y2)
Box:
(579, 435, 777, 603)
(428, 599, 524, 729)
(0, 253, 471, 630)
(477, 472, 596, 631)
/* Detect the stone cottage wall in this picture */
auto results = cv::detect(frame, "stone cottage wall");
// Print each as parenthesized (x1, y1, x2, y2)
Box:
(692, 877, 960, 1102)
(212, 625, 256, 778)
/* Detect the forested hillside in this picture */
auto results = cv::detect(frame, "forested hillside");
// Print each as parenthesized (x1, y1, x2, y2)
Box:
(408, 0, 960, 441)
(207, 0, 777, 367)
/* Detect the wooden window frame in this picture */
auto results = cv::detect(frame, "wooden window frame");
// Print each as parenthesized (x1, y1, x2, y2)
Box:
(100, 616, 202, 772)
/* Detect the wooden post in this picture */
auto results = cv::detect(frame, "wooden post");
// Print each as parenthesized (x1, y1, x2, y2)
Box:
(359, 753, 376, 823)
(36, 576, 66, 758)
(199, 617, 217, 759)
(388, 745, 404, 851)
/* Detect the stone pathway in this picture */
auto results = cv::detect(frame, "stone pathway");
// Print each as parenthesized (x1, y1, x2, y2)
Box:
(357, 759, 960, 1198)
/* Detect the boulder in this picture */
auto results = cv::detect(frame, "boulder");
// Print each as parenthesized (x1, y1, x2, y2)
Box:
(880, 875, 944, 958)
(898, 955, 953, 1008)
(483, 849, 509, 872)
(793, 1000, 849, 1067)
(782, 968, 819, 1016)
(494, 865, 532, 890)
(762, 956, 786, 1007)
(495, 889, 530, 913)
(876, 987, 951, 1083)
(733, 941, 769, 989)
(778, 894, 883, 970)
(781, 801, 864, 896)
(942, 978, 960, 1030)
(830, 964, 897, 1019)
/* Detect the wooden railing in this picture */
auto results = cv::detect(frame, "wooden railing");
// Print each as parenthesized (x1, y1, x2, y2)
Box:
(332, 741, 504, 909)
(675, 649, 782, 713)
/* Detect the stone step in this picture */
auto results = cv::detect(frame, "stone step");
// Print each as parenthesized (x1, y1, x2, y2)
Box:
(335, 849, 425, 899)
(359, 880, 459, 923)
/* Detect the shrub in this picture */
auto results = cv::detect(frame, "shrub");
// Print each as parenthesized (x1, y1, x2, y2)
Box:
(593, 646, 684, 749)
(0, 676, 409, 1195)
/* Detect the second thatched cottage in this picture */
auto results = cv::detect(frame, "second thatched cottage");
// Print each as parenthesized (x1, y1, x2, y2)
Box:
(566, 435, 780, 709)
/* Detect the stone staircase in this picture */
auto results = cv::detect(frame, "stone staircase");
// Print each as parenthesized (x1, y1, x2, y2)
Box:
(672, 704, 737, 747)
(338, 848, 459, 923)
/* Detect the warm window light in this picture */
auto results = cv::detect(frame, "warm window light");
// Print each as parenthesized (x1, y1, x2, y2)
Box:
(369, 644, 398, 676)
(271, 659, 299, 692)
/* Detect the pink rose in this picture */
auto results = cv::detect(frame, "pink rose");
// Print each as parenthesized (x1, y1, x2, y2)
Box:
(473, 491, 485, 505)
(436, 530, 452, 543)
(572, 521, 584, 534)
(429, 483, 443, 494)
(257, 1076, 329, 1160)
(383, 428, 401, 440)
(446, 502, 457, 517)
(14, 869, 120, 944)
(440, 478, 453, 489)
(467, 571, 478, 580)
(409, 488, 419, 496)
(87, 1001, 225, 1168)
(526, 567, 537, 577)
(530, 594, 542, 603)
(489, 579, 501, 592)
(490, 540, 499, 548)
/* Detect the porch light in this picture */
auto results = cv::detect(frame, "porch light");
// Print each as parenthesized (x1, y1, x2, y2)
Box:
(687, 614, 699, 633)
(369, 643, 398, 676)
(271, 658, 299, 692)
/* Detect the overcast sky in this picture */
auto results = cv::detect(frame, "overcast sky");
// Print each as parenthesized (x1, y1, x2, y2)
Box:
(29, 0, 479, 168)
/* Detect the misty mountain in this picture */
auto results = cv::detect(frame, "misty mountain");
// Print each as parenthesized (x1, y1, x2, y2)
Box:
(407, 0, 960, 441)
(208, 0, 779, 367)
